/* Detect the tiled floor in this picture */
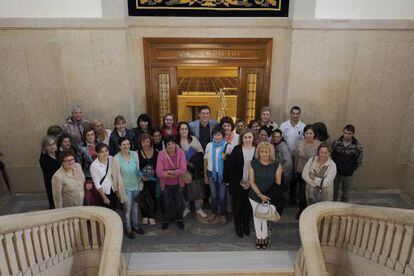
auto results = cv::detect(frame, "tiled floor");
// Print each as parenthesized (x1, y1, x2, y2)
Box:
(1, 190, 413, 252)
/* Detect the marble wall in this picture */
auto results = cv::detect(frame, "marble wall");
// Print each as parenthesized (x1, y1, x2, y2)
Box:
(287, 28, 414, 188)
(0, 28, 134, 192)
(0, 18, 413, 193)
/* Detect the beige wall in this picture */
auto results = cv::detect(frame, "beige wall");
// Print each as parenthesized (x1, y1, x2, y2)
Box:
(287, 29, 414, 188)
(0, 15, 413, 193)
(0, 18, 290, 193)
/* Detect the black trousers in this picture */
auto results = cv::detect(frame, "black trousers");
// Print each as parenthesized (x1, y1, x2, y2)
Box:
(232, 190, 252, 233)
(141, 180, 157, 218)
(163, 185, 183, 223)
(289, 172, 298, 201)
(297, 173, 307, 212)
(44, 181, 55, 209)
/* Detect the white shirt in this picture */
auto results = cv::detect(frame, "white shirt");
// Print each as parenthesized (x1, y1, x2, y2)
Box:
(280, 120, 306, 154)
(90, 156, 114, 195)
(242, 147, 255, 181)
(204, 142, 231, 172)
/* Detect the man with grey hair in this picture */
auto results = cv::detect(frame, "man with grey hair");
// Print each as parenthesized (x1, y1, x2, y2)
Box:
(62, 104, 89, 146)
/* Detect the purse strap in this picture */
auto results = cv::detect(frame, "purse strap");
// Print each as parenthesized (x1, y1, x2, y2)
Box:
(100, 159, 109, 185)
(164, 150, 178, 170)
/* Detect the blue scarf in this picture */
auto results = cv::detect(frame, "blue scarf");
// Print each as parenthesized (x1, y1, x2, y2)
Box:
(211, 139, 226, 182)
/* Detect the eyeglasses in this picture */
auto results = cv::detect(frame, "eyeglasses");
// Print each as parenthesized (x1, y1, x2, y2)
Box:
(63, 158, 75, 163)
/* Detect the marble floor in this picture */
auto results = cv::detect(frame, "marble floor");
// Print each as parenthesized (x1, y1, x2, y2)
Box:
(0, 190, 413, 253)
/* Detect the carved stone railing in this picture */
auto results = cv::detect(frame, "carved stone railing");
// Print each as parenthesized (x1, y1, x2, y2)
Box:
(0, 207, 125, 276)
(295, 202, 414, 276)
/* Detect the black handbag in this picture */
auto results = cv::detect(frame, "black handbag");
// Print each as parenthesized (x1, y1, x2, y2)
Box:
(185, 178, 206, 201)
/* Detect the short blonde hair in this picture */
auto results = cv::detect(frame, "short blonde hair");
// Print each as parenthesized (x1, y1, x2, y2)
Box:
(255, 141, 276, 162)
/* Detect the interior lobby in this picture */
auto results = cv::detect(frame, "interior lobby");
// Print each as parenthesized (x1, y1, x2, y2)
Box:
(0, 0, 414, 275)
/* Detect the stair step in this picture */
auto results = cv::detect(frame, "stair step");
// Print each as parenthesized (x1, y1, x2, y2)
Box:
(125, 251, 295, 275)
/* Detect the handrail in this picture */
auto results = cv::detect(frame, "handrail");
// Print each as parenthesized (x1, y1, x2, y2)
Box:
(296, 202, 414, 276)
(0, 206, 123, 276)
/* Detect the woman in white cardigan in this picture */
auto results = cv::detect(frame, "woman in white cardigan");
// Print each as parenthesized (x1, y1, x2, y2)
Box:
(302, 142, 337, 204)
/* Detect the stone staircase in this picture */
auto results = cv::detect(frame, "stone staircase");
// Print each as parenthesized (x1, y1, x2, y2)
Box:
(124, 251, 295, 275)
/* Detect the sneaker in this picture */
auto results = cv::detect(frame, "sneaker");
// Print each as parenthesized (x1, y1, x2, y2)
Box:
(176, 221, 185, 229)
(220, 215, 226, 224)
(196, 209, 208, 218)
(142, 217, 148, 225)
(125, 231, 135, 239)
(161, 222, 169, 230)
(183, 208, 190, 218)
(149, 218, 156, 225)
(133, 227, 145, 235)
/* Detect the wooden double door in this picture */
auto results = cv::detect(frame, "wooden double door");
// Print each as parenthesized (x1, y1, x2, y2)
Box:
(143, 38, 273, 125)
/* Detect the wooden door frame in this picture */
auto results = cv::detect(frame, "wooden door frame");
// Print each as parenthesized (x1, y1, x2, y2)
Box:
(143, 38, 273, 125)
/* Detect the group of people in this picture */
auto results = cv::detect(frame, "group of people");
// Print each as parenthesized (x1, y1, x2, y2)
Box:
(39, 104, 363, 249)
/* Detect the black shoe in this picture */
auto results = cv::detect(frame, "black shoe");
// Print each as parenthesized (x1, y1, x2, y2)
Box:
(236, 228, 243, 238)
(133, 227, 145, 235)
(176, 221, 185, 229)
(256, 239, 261, 249)
(243, 226, 250, 236)
(262, 239, 268, 250)
(125, 231, 135, 239)
(161, 222, 169, 230)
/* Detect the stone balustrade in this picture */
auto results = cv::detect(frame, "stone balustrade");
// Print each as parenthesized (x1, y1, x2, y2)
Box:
(0, 207, 124, 276)
(295, 202, 414, 276)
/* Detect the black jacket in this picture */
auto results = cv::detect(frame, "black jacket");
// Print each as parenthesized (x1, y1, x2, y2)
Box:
(332, 136, 363, 176)
(225, 145, 250, 197)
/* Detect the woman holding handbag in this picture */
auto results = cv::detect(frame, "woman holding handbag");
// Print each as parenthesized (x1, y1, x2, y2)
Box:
(302, 143, 337, 204)
(226, 128, 255, 238)
(90, 143, 124, 211)
(248, 141, 282, 249)
(177, 122, 207, 218)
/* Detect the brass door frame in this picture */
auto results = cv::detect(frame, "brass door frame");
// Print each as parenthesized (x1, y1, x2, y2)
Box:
(143, 38, 273, 125)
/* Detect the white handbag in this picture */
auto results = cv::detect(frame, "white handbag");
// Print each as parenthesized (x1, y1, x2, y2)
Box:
(254, 201, 280, 222)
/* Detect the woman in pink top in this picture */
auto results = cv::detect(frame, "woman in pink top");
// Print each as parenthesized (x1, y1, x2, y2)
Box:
(156, 135, 187, 230)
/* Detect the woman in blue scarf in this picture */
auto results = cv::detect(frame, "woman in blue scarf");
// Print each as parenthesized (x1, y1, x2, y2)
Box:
(204, 126, 228, 224)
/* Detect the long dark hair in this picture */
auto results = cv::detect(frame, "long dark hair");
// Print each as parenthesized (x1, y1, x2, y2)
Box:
(313, 122, 330, 142)
(136, 113, 153, 133)
(177, 121, 194, 144)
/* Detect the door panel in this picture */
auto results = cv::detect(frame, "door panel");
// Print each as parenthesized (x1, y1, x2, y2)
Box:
(149, 67, 177, 126)
(238, 67, 264, 123)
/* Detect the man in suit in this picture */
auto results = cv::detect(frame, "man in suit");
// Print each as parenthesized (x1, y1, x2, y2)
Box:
(189, 105, 218, 151)
(188, 105, 218, 211)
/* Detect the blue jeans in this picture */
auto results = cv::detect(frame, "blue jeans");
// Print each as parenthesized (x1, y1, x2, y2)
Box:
(333, 175, 353, 202)
(123, 189, 139, 232)
(208, 171, 227, 215)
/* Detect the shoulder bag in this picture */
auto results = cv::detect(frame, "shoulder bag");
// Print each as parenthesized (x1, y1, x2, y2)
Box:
(164, 150, 192, 184)
(254, 201, 280, 222)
